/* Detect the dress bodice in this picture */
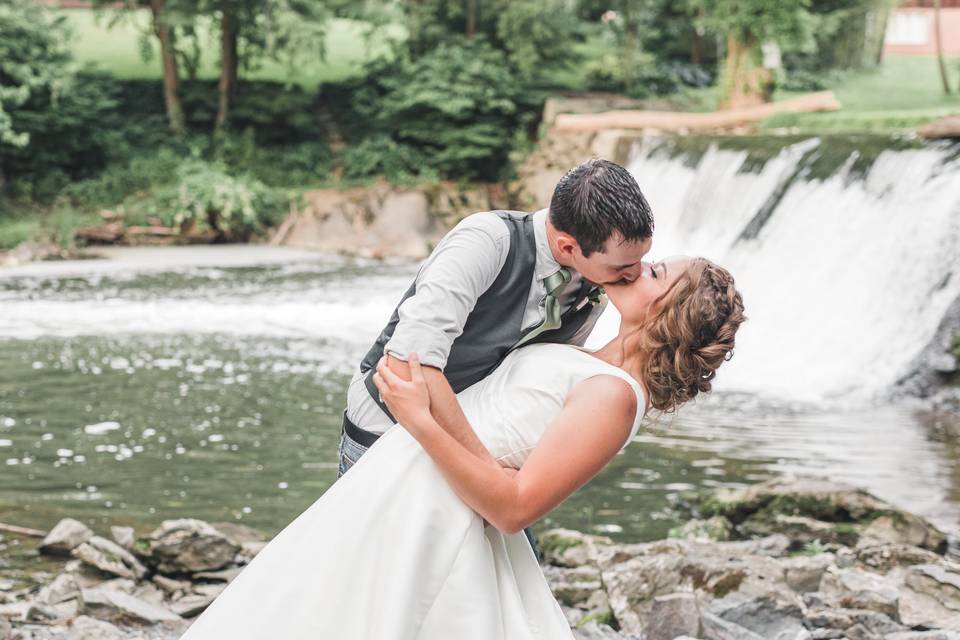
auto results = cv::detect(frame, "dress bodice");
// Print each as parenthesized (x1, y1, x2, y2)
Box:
(455, 343, 646, 469)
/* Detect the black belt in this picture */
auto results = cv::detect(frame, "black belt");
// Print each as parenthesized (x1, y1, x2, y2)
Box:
(341, 411, 381, 449)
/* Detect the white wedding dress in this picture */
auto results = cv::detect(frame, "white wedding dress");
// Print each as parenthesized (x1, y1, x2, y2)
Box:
(179, 343, 645, 640)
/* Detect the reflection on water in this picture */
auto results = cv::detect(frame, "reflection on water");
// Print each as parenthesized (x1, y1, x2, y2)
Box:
(1, 250, 957, 552)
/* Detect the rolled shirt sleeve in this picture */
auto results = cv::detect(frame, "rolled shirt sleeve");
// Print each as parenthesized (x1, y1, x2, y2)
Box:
(384, 213, 510, 370)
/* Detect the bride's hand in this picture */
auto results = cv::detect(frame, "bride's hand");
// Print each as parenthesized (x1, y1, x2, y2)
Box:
(372, 353, 433, 431)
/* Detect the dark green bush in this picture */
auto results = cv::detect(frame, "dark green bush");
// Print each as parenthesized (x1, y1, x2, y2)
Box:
(340, 40, 528, 182)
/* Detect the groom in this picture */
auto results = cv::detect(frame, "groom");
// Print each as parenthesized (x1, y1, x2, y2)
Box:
(338, 158, 654, 550)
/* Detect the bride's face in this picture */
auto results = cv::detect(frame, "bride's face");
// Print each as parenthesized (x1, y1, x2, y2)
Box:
(604, 255, 692, 324)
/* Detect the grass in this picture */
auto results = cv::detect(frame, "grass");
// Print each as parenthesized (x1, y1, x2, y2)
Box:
(0, 207, 102, 251)
(61, 8, 404, 88)
(763, 54, 960, 132)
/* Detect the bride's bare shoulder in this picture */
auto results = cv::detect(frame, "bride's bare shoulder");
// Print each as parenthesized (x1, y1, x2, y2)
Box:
(564, 374, 638, 424)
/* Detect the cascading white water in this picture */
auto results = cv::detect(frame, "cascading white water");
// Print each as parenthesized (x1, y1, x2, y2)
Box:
(587, 136, 960, 404)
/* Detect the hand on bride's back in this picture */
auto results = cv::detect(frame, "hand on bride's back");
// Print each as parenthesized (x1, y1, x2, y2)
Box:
(372, 353, 433, 431)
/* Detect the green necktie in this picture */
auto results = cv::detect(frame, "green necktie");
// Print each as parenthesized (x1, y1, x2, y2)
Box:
(516, 267, 571, 347)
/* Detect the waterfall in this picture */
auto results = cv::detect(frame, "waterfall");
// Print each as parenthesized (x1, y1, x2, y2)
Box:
(588, 135, 960, 404)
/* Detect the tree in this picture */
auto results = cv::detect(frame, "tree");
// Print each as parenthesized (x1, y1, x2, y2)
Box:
(934, 0, 952, 94)
(692, 0, 812, 108)
(0, 0, 73, 188)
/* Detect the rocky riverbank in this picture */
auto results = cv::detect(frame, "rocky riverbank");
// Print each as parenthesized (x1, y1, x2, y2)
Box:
(1, 476, 958, 640)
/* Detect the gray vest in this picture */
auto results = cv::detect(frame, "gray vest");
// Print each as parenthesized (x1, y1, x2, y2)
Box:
(359, 210, 602, 419)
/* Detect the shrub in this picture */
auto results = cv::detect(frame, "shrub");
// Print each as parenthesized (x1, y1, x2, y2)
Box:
(347, 40, 526, 181)
(125, 159, 288, 239)
(340, 135, 431, 182)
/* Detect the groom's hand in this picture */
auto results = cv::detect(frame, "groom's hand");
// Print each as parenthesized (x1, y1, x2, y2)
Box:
(373, 353, 433, 430)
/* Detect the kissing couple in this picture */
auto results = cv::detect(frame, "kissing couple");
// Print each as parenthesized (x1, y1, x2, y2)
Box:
(179, 158, 746, 639)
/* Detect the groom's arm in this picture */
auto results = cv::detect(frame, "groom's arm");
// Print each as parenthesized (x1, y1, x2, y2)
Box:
(382, 213, 509, 467)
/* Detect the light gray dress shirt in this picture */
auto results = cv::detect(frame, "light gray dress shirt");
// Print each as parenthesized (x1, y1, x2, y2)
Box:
(345, 208, 604, 434)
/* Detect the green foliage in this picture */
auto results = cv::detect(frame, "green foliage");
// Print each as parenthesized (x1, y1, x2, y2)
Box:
(141, 159, 285, 237)
(797, 538, 829, 556)
(0, 217, 41, 250)
(340, 136, 430, 182)
(345, 41, 527, 181)
(403, 0, 581, 81)
(692, 0, 814, 50)
(584, 54, 713, 97)
(0, 0, 73, 149)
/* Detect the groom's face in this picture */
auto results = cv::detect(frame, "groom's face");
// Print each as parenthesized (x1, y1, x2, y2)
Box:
(570, 234, 652, 286)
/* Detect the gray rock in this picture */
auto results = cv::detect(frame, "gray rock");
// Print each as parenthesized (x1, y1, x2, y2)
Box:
(900, 564, 960, 631)
(25, 601, 62, 623)
(147, 519, 240, 574)
(644, 592, 701, 640)
(858, 515, 947, 553)
(740, 514, 856, 547)
(572, 621, 636, 640)
(80, 587, 181, 624)
(699, 610, 766, 640)
(855, 542, 941, 573)
(669, 517, 732, 542)
(40, 518, 93, 556)
(152, 575, 191, 595)
(886, 631, 960, 640)
(0, 616, 10, 640)
(192, 566, 242, 583)
(602, 553, 685, 633)
(708, 596, 807, 640)
(37, 573, 79, 605)
(169, 583, 225, 618)
(545, 565, 603, 607)
(68, 615, 127, 640)
(72, 536, 147, 580)
(780, 554, 833, 593)
(109, 526, 135, 550)
(540, 528, 615, 568)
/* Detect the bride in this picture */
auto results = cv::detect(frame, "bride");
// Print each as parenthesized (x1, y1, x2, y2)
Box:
(179, 255, 744, 640)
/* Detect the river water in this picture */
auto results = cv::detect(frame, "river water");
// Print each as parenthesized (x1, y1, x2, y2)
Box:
(1, 242, 958, 547)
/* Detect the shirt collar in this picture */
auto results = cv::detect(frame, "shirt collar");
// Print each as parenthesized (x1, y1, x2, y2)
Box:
(533, 208, 563, 282)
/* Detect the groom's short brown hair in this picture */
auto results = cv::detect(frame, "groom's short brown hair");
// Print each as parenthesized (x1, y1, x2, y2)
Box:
(549, 158, 653, 257)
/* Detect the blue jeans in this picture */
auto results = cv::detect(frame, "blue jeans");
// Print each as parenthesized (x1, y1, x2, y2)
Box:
(336, 424, 543, 563)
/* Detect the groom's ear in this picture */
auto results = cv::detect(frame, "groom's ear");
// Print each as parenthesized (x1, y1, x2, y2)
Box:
(554, 232, 581, 259)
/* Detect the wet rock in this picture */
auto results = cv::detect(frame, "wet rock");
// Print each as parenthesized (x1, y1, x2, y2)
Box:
(643, 592, 701, 640)
(740, 514, 858, 547)
(40, 519, 93, 556)
(72, 536, 147, 580)
(110, 526, 135, 550)
(669, 517, 732, 542)
(147, 519, 240, 574)
(900, 564, 960, 631)
(80, 587, 181, 624)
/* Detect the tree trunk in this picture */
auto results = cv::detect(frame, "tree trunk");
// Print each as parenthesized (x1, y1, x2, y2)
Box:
(215, 5, 239, 134)
(150, 0, 185, 135)
(466, 0, 476, 38)
(622, 0, 639, 94)
(934, 0, 952, 94)
(719, 34, 773, 110)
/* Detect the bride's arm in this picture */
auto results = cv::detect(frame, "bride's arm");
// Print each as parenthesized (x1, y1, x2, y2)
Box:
(373, 354, 637, 534)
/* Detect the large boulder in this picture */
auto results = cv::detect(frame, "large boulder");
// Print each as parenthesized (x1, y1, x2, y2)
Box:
(146, 519, 241, 574)
(644, 592, 701, 640)
(695, 477, 948, 553)
(40, 518, 94, 556)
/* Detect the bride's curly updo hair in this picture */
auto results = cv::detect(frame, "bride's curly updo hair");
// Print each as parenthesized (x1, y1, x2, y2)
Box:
(629, 258, 745, 413)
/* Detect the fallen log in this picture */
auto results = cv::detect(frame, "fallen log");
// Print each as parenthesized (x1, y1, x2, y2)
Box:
(0, 521, 47, 538)
(917, 114, 960, 139)
(553, 91, 841, 133)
